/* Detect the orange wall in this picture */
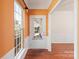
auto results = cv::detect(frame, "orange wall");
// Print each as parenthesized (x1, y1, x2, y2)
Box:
(28, 9, 48, 36)
(0, 0, 14, 57)
(28, 9, 48, 15)
(0, 0, 3, 57)
(48, 0, 59, 12)
(24, 10, 29, 38)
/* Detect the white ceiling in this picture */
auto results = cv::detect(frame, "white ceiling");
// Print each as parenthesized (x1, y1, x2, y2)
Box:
(24, 0, 52, 9)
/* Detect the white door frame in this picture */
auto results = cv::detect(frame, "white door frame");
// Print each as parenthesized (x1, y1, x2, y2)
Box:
(48, 14, 52, 51)
(48, 0, 61, 52)
(74, 0, 78, 59)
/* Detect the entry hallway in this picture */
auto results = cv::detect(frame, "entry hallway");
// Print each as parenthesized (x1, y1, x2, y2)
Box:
(0, 0, 77, 59)
(24, 44, 74, 59)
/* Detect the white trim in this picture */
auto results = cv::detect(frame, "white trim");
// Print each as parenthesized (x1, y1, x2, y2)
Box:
(1, 48, 15, 59)
(74, 0, 78, 59)
(23, 37, 29, 59)
(49, 0, 61, 14)
(15, 48, 25, 59)
(48, 14, 52, 52)
(52, 42, 74, 43)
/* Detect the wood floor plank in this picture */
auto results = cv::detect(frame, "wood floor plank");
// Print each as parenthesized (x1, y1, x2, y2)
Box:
(24, 43, 74, 59)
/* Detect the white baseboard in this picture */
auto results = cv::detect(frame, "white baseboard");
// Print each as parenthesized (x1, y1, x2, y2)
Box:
(52, 42, 74, 43)
(1, 48, 15, 59)
(15, 48, 25, 59)
(47, 36, 52, 52)
(15, 48, 28, 59)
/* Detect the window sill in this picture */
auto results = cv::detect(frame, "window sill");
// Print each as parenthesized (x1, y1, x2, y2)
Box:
(15, 48, 25, 59)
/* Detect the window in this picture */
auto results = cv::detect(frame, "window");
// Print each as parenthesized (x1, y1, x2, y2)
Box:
(33, 18, 42, 40)
(14, 1, 24, 55)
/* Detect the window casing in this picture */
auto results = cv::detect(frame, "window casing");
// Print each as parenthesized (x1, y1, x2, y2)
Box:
(14, 1, 24, 55)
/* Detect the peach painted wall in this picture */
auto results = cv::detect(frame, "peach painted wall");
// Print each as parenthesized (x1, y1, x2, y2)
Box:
(77, 0, 79, 58)
(24, 10, 29, 38)
(48, 0, 59, 12)
(0, 0, 14, 57)
(28, 9, 48, 36)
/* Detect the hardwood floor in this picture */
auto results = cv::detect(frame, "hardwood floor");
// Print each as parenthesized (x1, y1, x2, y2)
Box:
(24, 43, 74, 59)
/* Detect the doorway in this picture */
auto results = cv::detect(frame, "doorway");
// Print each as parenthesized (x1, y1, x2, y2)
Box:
(29, 15, 47, 49)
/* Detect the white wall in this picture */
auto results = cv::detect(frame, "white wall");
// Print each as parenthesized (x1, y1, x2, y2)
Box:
(51, 11, 74, 43)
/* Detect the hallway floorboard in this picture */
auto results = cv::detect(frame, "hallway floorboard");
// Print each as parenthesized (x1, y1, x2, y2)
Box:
(24, 43, 74, 59)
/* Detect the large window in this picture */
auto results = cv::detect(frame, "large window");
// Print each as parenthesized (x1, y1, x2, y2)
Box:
(14, 1, 24, 55)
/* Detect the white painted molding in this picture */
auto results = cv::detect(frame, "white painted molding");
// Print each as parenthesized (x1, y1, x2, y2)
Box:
(74, 0, 78, 59)
(48, 14, 52, 52)
(1, 48, 15, 59)
(52, 42, 74, 43)
(15, 48, 25, 59)
(21, 37, 29, 59)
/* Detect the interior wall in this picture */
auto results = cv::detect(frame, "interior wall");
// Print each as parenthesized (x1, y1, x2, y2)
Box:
(24, 10, 29, 38)
(0, 0, 14, 57)
(51, 0, 74, 43)
(51, 11, 74, 43)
